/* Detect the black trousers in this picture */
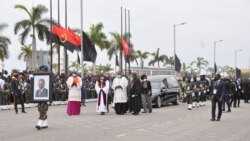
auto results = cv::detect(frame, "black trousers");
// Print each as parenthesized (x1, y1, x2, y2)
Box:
(211, 97, 222, 119)
(222, 94, 231, 111)
(13, 94, 25, 113)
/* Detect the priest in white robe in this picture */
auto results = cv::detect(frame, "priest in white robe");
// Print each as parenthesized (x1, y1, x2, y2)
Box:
(112, 71, 128, 115)
(95, 75, 110, 115)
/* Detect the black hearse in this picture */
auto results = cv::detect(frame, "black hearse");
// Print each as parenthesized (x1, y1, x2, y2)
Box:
(147, 75, 180, 108)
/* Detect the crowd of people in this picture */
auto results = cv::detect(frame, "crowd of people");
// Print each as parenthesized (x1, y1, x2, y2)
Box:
(1, 67, 250, 128)
(179, 74, 250, 121)
(0, 69, 153, 117)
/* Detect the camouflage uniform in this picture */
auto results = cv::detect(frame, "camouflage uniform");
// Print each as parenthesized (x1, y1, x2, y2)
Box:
(61, 81, 68, 101)
(24, 80, 31, 103)
(2, 80, 11, 105)
(180, 78, 187, 103)
(36, 65, 50, 130)
(185, 77, 193, 110)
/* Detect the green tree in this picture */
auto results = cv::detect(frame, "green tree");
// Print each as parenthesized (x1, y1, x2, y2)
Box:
(191, 57, 209, 75)
(186, 64, 198, 75)
(148, 48, 166, 68)
(18, 44, 32, 69)
(0, 23, 11, 61)
(163, 56, 174, 68)
(68, 60, 81, 72)
(14, 4, 51, 70)
(88, 22, 109, 75)
(136, 50, 149, 69)
(107, 32, 120, 62)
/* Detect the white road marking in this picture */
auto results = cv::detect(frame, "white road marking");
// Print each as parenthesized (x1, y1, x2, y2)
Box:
(117, 134, 126, 137)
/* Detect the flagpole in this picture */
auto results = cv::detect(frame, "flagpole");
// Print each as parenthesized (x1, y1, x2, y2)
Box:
(128, 10, 131, 75)
(80, 0, 84, 77)
(124, 8, 127, 77)
(64, 0, 68, 74)
(50, 0, 53, 72)
(57, 0, 61, 74)
(119, 7, 123, 73)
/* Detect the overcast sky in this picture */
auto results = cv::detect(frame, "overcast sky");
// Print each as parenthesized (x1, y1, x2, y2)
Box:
(1, 0, 250, 72)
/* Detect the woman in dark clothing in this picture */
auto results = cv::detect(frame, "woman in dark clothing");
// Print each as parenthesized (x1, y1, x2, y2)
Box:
(129, 73, 142, 115)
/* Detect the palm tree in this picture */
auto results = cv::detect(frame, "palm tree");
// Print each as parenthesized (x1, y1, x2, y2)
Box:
(191, 57, 209, 75)
(186, 64, 198, 75)
(68, 60, 81, 72)
(107, 32, 121, 61)
(14, 4, 51, 70)
(18, 44, 32, 69)
(163, 56, 174, 68)
(206, 67, 214, 76)
(136, 50, 149, 69)
(88, 22, 109, 75)
(148, 48, 166, 68)
(0, 23, 11, 62)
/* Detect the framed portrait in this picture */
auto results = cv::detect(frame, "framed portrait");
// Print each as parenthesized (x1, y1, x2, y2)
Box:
(31, 72, 53, 102)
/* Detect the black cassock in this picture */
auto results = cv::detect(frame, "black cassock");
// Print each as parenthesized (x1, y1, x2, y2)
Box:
(130, 78, 142, 114)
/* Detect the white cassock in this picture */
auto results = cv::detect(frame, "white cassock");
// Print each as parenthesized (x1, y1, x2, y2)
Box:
(95, 80, 110, 112)
(66, 76, 82, 102)
(112, 77, 128, 103)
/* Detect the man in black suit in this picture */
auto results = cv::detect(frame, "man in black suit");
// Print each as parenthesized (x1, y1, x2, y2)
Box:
(210, 74, 225, 121)
(35, 79, 48, 97)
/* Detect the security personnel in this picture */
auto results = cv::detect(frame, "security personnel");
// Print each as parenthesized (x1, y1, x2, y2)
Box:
(180, 77, 187, 103)
(210, 74, 225, 121)
(36, 65, 50, 130)
(185, 76, 193, 110)
(192, 76, 200, 108)
(200, 75, 210, 106)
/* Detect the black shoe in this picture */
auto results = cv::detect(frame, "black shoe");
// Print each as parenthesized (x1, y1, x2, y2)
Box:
(134, 112, 139, 115)
(216, 118, 220, 121)
(210, 119, 215, 121)
(36, 126, 41, 130)
(41, 126, 48, 129)
(22, 111, 27, 113)
(101, 112, 105, 115)
(15, 110, 18, 114)
(141, 111, 147, 113)
(149, 111, 152, 113)
(227, 110, 231, 112)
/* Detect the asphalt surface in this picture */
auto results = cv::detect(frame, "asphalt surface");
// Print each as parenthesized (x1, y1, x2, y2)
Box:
(0, 100, 250, 141)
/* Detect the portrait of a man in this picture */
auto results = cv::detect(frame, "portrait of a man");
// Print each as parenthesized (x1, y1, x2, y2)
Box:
(35, 79, 48, 97)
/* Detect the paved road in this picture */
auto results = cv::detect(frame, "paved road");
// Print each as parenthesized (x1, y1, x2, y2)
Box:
(0, 101, 250, 141)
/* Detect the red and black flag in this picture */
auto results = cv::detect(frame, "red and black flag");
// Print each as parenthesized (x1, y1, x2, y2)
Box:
(51, 24, 79, 53)
(80, 31, 97, 63)
(120, 38, 129, 62)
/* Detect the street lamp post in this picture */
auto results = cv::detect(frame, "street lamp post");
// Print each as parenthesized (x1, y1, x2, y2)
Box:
(213, 40, 223, 74)
(235, 49, 243, 79)
(173, 22, 187, 75)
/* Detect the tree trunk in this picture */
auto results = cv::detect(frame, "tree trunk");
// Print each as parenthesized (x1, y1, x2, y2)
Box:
(31, 36, 37, 71)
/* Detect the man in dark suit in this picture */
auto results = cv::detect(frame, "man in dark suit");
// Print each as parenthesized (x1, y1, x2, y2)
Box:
(210, 74, 225, 121)
(35, 79, 48, 97)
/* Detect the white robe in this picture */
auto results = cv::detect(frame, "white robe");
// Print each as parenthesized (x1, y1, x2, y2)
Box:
(95, 80, 110, 112)
(112, 77, 128, 103)
(66, 76, 82, 102)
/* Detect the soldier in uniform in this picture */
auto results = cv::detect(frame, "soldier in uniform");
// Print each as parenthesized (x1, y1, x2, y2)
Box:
(2, 76, 11, 105)
(180, 77, 187, 103)
(185, 76, 193, 110)
(199, 75, 210, 106)
(24, 79, 31, 103)
(61, 78, 68, 101)
(36, 65, 50, 130)
(192, 76, 200, 108)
